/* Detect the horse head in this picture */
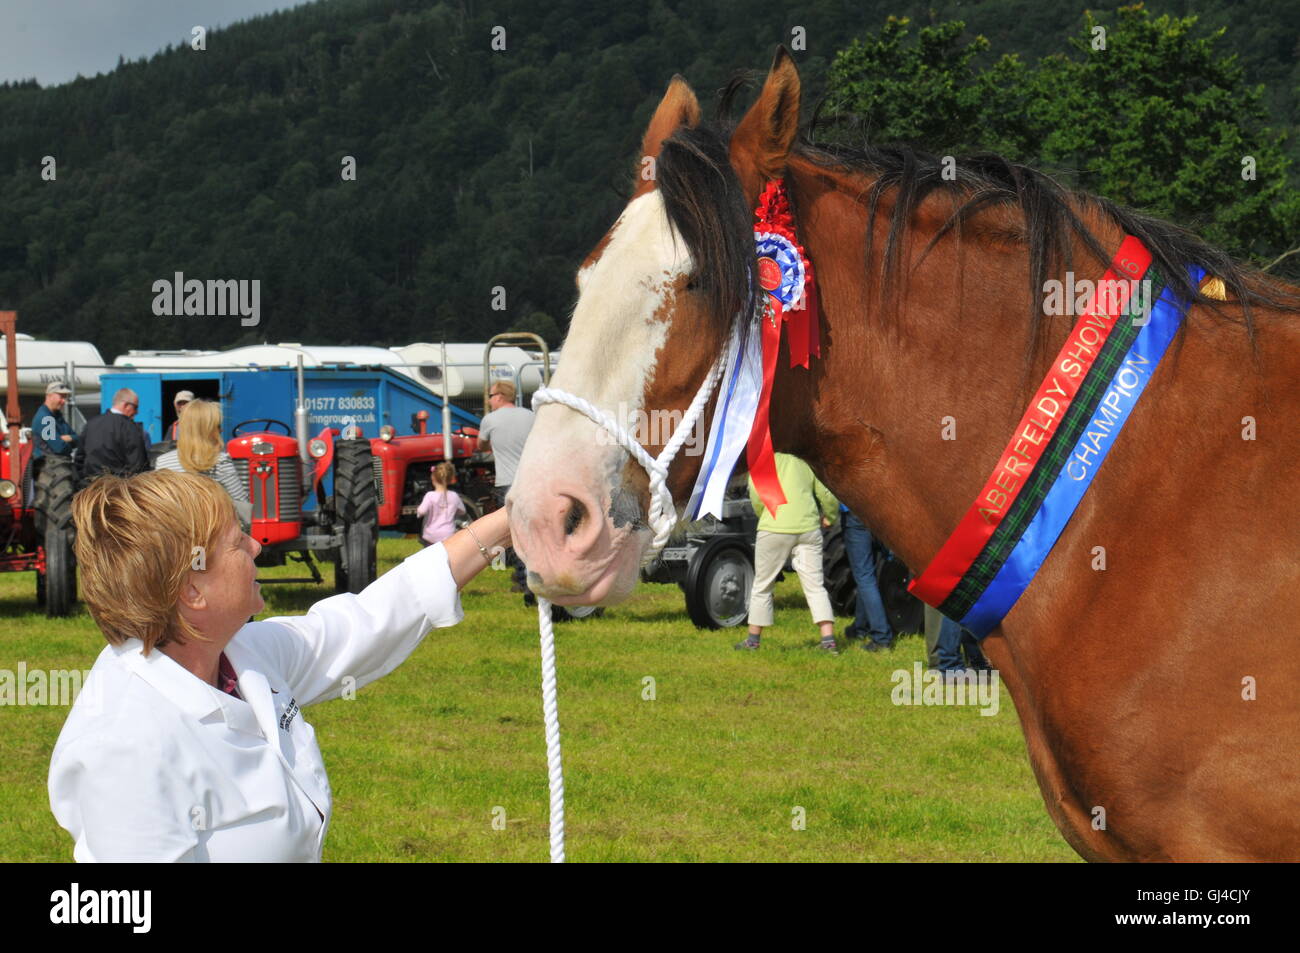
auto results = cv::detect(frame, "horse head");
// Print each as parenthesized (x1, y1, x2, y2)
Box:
(509, 50, 803, 606)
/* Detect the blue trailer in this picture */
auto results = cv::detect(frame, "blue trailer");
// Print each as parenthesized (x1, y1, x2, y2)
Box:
(97, 366, 478, 444)
(94, 365, 488, 592)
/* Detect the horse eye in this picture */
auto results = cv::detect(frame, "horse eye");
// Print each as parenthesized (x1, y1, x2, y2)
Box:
(685, 275, 700, 291)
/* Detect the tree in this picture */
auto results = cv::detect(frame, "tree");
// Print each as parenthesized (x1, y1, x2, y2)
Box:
(822, 5, 1300, 274)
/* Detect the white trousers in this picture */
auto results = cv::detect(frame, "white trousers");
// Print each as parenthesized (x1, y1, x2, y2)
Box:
(747, 529, 834, 628)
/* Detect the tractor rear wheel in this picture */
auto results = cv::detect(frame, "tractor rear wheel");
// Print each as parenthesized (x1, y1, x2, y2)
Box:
(34, 455, 78, 617)
(333, 440, 378, 594)
(341, 519, 376, 594)
(333, 439, 378, 524)
(43, 523, 75, 617)
(821, 521, 857, 618)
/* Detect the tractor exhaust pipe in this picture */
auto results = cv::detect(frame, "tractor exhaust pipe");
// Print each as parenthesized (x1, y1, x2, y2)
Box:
(2, 312, 23, 509)
(441, 342, 452, 462)
(294, 355, 311, 493)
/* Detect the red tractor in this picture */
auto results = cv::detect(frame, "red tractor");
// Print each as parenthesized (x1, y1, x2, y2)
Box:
(226, 420, 382, 593)
(223, 361, 494, 595)
(1, 311, 78, 616)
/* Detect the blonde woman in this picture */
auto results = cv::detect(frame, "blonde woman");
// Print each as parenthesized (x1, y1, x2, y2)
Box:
(154, 399, 250, 526)
(48, 469, 511, 861)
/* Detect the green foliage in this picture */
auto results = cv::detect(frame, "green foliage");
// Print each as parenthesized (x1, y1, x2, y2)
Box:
(822, 6, 1300, 272)
(0, 1, 1296, 358)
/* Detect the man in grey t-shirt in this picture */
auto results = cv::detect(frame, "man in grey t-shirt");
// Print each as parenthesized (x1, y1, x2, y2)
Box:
(478, 380, 534, 488)
(478, 380, 534, 591)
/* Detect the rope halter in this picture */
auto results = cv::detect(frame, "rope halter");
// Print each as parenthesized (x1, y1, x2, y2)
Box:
(530, 352, 728, 567)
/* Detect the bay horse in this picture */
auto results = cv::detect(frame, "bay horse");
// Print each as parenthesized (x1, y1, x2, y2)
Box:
(508, 49, 1300, 861)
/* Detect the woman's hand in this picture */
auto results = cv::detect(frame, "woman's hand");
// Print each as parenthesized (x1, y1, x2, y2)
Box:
(445, 507, 513, 588)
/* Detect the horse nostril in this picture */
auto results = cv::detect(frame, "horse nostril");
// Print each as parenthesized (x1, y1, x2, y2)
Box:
(563, 497, 587, 537)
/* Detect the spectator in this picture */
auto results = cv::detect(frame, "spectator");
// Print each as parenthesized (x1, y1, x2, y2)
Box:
(31, 381, 77, 461)
(840, 502, 895, 652)
(417, 462, 466, 547)
(478, 380, 533, 593)
(154, 399, 251, 529)
(737, 453, 841, 654)
(167, 390, 195, 441)
(925, 605, 992, 676)
(81, 388, 150, 478)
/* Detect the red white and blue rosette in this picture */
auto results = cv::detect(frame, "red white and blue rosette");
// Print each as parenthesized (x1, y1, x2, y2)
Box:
(754, 230, 808, 312)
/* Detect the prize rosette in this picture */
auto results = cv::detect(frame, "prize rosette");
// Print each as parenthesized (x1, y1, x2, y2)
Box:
(753, 230, 807, 312)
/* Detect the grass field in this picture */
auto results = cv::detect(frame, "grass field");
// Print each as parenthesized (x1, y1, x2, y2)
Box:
(0, 537, 1078, 862)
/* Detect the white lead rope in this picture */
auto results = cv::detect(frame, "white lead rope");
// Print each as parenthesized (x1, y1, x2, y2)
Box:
(535, 595, 565, 863)
(524, 353, 728, 862)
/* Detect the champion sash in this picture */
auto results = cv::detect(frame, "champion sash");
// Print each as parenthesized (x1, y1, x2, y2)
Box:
(909, 236, 1153, 605)
(958, 267, 1202, 636)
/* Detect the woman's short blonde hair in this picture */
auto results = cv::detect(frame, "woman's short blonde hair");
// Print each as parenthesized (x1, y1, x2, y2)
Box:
(73, 469, 237, 654)
(177, 399, 224, 473)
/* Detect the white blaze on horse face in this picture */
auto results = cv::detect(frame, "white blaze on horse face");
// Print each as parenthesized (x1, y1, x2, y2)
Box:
(559, 190, 686, 408)
(511, 191, 690, 603)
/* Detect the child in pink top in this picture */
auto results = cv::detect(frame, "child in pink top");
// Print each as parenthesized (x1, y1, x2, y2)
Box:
(417, 462, 465, 546)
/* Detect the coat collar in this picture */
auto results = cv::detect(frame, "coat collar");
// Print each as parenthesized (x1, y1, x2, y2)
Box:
(114, 637, 264, 738)
(115, 638, 223, 720)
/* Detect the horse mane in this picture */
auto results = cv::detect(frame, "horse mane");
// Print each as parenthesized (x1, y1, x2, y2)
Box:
(650, 77, 1300, 358)
(799, 137, 1300, 343)
(655, 126, 758, 342)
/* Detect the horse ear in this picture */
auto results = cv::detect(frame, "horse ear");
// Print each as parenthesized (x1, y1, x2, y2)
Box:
(729, 46, 801, 200)
(634, 75, 700, 197)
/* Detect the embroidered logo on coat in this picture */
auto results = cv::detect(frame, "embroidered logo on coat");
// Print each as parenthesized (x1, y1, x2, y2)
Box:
(278, 698, 300, 731)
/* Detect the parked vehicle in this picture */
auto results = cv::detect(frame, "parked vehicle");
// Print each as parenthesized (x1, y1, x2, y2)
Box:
(0, 311, 78, 616)
(643, 473, 925, 632)
(99, 361, 486, 594)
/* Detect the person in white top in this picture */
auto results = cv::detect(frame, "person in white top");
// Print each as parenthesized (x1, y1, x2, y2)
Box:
(48, 468, 510, 862)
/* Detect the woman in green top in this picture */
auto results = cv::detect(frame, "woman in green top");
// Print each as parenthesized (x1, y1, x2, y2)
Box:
(738, 453, 840, 653)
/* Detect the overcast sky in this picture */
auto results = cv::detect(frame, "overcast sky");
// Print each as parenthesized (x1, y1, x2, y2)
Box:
(0, 0, 314, 86)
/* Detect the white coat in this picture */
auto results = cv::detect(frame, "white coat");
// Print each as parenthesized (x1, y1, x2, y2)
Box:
(48, 542, 462, 862)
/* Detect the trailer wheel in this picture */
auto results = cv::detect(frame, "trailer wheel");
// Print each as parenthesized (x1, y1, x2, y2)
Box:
(34, 455, 78, 617)
(340, 520, 376, 594)
(821, 521, 857, 617)
(684, 537, 753, 629)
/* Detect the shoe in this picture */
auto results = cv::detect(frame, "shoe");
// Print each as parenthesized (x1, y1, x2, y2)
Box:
(734, 637, 760, 651)
(523, 592, 537, 608)
(860, 640, 893, 653)
(842, 626, 865, 642)
(819, 638, 840, 656)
